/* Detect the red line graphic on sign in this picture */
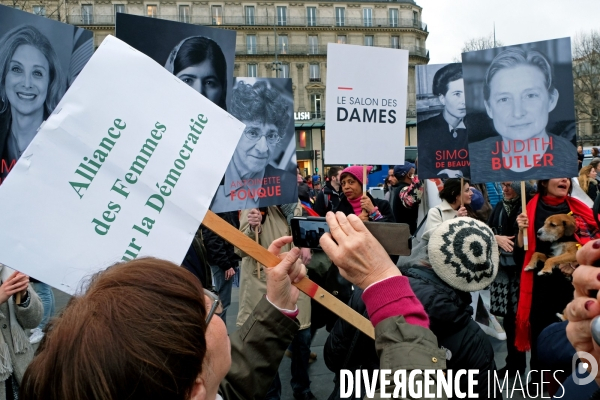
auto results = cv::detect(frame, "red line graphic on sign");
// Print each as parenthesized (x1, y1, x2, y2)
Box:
(338, 87, 353, 90)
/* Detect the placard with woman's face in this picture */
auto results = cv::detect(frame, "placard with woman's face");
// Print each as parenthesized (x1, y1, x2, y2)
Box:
(416, 63, 470, 180)
(210, 78, 298, 213)
(0, 5, 93, 184)
(462, 37, 577, 183)
(116, 14, 235, 112)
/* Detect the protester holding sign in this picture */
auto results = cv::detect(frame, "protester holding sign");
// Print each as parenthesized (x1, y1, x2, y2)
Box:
(514, 178, 600, 389)
(20, 213, 445, 400)
(464, 39, 578, 183)
(0, 269, 41, 400)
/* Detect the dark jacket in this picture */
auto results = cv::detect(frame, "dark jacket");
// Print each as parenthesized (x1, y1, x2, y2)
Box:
(313, 181, 342, 216)
(401, 265, 499, 399)
(334, 193, 395, 222)
(391, 181, 420, 234)
(201, 211, 240, 271)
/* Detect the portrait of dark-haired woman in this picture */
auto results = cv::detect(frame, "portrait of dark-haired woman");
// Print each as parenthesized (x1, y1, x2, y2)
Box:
(165, 36, 227, 110)
(0, 25, 65, 181)
(416, 63, 470, 179)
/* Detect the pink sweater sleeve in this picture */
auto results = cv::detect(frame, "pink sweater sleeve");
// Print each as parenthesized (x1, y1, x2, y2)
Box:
(361, 276, 429, 328)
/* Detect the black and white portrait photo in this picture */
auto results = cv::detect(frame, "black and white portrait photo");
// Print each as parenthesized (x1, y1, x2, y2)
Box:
(115, 13, 235, 111)
(210, 78, 298, 213)
(416, 63, 470, 179)
(0, 5, 93, 184)
(462, 38, 577, 183)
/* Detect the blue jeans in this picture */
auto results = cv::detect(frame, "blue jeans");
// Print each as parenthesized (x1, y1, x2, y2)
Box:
(32, 282, 55, 330)
(210, 265, 233, 322)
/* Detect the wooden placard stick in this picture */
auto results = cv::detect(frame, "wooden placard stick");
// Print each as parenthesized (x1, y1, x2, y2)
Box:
(203, 210, 375, 339)
(521, 181, 528, 251)
(363, 165, 367, 194)
(255, 225, 260, 279)
(15, 293, 21, 304)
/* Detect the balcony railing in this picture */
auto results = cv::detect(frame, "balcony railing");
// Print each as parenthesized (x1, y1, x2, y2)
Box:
(236, 44, 428, 58)
(67, 13, 427, 31)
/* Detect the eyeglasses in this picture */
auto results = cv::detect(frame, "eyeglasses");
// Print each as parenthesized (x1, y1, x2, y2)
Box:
(243, 128, 282, 145)
(204, 289, 223, 324)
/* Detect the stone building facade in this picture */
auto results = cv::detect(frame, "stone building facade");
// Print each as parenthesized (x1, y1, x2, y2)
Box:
(2, 0, 428, 175)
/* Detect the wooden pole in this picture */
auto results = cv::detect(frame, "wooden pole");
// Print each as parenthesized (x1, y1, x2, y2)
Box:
(521, 181, 528, 251)
(363, 165, 367, 195)
(203, 210, 375, 339)
(255, 225, 260, 279)
(15, 293, 20, 304)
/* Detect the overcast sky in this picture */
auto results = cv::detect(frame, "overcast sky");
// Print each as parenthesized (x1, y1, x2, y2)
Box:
(419, 0, 600, 64)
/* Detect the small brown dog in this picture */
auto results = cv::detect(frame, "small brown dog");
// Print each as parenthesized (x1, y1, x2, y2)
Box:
(524, 214, 579, 276)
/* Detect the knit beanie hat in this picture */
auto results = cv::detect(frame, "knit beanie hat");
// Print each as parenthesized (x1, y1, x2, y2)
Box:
(469, 187, 484, 211)
(341, 166, 373, 186)
(509, 181, 535, 197)
(393, 162, 416, 180)
(428, 217, 498, 292)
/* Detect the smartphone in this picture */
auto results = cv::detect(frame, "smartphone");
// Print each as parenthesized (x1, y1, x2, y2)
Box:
(291, 217, 329, 250)
(290, 216, 412, 255)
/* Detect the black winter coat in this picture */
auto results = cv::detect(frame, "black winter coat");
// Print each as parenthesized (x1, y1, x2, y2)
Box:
(401, 265, 500, 399)
(201, 211, 240, 271)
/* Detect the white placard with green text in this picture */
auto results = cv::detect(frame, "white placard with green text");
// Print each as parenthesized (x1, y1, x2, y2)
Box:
(324, 43, 408, 165)
(0, 36, 245, 294)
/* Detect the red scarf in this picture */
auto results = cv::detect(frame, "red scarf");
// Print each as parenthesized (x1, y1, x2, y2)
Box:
(515, 194, 599, 351)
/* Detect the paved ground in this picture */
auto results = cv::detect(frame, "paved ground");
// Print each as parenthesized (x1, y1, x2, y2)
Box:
(51, 286, 537, 400)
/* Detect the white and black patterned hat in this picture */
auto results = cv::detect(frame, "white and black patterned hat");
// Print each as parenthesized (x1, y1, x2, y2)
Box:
(428, 217, 498, 292)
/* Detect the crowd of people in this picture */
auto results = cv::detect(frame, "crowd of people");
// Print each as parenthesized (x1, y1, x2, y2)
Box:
(1, 159, 598, 400)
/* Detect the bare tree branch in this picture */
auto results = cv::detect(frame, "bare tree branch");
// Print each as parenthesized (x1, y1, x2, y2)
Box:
(573, 30, 600, 143)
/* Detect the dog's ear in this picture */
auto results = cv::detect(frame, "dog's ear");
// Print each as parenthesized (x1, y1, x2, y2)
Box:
(563, 218, 576, 237)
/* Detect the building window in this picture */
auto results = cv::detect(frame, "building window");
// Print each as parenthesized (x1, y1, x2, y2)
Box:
(179, 5, 190, 23)
(363, 8, 372, 27)
(146, 5, 158, 18)
(307, 7, 316, 27)
(337, 35, 347, 44)
(413, 11, 419, 26)
(277, 6, 287, 26)
(391, 36, 400, 49)
(308, 35, 318, 55)
(389, 9, 398, 27)
(335, 7, 345, 27)
(280, 63, 290, 78)
(278, 35, 288, 54)
(247, 64, 257, 78)
(311, 94, 322, 119)
(81, 4, 93, 24)
(114, 4, 125, 19)
(309, 64, 320, 82)
(364, 35, 374, 46)
(33, 5, 45, 16)
(416, 38, 422, 49)
(245, 6, 255, 25)
(212, 6, 223, 25)
(299, 131, 307, 148)
(246, 35, 257, 54)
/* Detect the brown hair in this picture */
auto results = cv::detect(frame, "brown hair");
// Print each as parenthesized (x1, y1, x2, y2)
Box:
(579, 165, 595, 194)
(536, 179, 573, 197)
(21, 258, 207, 400)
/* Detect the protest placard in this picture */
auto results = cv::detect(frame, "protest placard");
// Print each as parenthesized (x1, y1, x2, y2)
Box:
(462, 37, 577, 183)
(115, 13, 235, 112)
(0, 36, 245, 295)
(416, 63, 470, 179)
(325, 43, 408, 165)
(0, 4, 93, 184)
(210, 77, 298, 212)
